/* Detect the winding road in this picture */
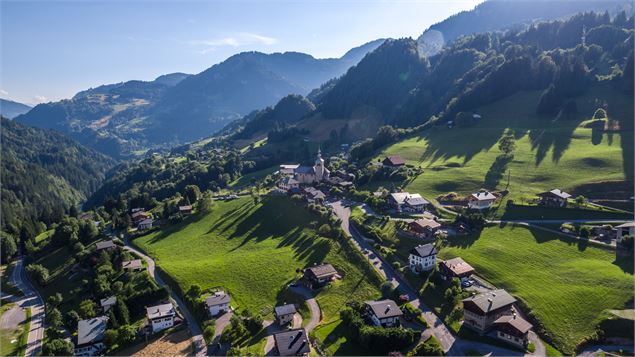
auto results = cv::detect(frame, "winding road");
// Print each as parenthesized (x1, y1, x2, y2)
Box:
(123, 241, 206, 357)
(8, 258, 46, 357)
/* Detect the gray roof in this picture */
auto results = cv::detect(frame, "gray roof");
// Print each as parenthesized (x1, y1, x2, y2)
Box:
(494, 314, 533, 334)
(274, 304, 297, 317)
(282, 177, 299, 185)
(365, 299, 403, 319)
(205, 292, 231, 307)
(411, 218, 441, 230)
(616, 222, 635, 228)
(77, 316, 109, 346)
(471, 191, 497, 201)
(273, 328, 310, 356)
(305, 264, 338, 279)
(146, 303, 175, 320)
(462, 289, 516, 314)
(122, 259, 143, 270)
(405, 194, 429, 206)
(100, 296, 116, 307)
(95, 240, 116, 250)
(295, 166, 315, 174)
(538, 189, 571, 199)
(410, 244, 438, 258)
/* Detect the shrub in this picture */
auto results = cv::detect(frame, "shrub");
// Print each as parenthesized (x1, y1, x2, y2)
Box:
(580, 226, 591, 238)
(43, 338, 74, 356)
(527, 342, 536, 353)
(203, 324, 216, 343)
(26, 264, 49, 285)
(408, 336, 444, 356)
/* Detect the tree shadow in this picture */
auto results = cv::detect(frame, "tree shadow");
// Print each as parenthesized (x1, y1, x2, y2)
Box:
(527, 117, 580, 166)
(483, 154, 513, 190)
(418, 124, 505, 166)
(613, 255, 634, 275)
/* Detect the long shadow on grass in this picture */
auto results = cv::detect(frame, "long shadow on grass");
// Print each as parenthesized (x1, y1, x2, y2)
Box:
(145, 213, 210, 244)
(613, 255, 634, 275)
(418, 125, 504, 166)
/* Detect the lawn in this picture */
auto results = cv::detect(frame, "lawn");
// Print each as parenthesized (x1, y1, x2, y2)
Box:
(135, 196, 380, 321)
(374, 83, 633, 218)
(438, 225, 634, 354)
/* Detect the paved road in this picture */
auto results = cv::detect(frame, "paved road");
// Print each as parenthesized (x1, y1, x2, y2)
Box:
(123, 242, 206, 357)
(288, 286, 320, 333)
(9, 258, 45, 357)
(578, 343, 635, 357)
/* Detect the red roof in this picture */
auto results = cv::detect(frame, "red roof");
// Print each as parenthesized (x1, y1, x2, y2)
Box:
(383, 155, 406, 166)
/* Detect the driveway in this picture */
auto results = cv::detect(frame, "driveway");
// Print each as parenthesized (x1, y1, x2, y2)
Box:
(8, 258, 46, 357)
(288, 285, 320, 333)
(123, 241, 206, 357)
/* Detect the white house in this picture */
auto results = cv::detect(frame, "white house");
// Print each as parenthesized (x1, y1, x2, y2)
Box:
(468, 191, 497, 210)
(389, 192, 429, 213)
(408, 244, 438, 273)
(137, 218, 154, 230)
(205, 291, 231, 316)
(74, 316, 109, 356)
(293, 149, 330, 185)
(146, 303, 176, 333)
(274, 304, 297, 326)
(100, 296, 116, 313)
(365, 299, 403, 327)
(616, 222, 635, 242)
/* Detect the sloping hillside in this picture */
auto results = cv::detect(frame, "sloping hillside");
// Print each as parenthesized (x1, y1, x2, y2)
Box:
(1, 117, 117, 233)
(0, 99, 32, 119)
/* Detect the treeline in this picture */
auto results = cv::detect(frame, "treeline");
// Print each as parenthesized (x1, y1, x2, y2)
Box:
(1, 117, 116, 240)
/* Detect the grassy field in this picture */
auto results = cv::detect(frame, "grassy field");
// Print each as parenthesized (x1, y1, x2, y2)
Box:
(438, 225, 634, 353)
(374, 83, 633, 218)
(228, 165, 277, 189)
(135, 197, 380, 321)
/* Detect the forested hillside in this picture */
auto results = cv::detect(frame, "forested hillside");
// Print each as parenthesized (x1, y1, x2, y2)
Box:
(0, 98, 32, 119)
(1, 117, 116, 236)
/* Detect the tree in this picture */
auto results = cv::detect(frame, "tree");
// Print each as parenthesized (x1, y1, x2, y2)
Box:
(117, 325, 136, 345)
(0, 232, 17, 263)
(380, 281, 396, 299)
(26, 264, 49, 285)
(575, 195, 587, 206)
(79, 299, 97, 319)
(104, 329, 119, 346)
(203, 324, 216, 343)
(115, 298, 130, 325)
(187, 284, 202, 300)
(47, 293, 63, 307)
(498, 134, 516, 155)
(46, 307, 63, 329)
(78, 220, 99, 243)
(184, 185, 202, 204)
(198, 191, 214, 214)
(65, 310, 80, 331)
(43, 338, 74, 356)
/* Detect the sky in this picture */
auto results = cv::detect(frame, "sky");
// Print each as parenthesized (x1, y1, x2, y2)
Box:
(1, 0, 482, 105)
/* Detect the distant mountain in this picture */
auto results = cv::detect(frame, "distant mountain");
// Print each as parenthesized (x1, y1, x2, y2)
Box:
(1, 117, 116, 234)
(0, 99, 32, 119)
(417, 0, 632, 56)
(16, 40, 384, 158)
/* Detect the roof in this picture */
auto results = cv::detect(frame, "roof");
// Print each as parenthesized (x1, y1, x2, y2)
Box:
(146, 303, 175, 320)
(95, 240, 116, 250)
(470, 191, 496, 201)
(131, 211, 148, 219)
(77, 316, 109, 346)
(282, 177, 299, 185)
(205, 292, 231, 307)
(100, 296, 116, 307)
(295, 166, 315, 174)
(405, 193, 429, 206)
(138, 218, 153, 225)
(179, 205, 192, 211)
(440, 257, 475, 276)
(383, 155, 405, 166)
(462, 289, 516, 314)
(274, 304, 297, 317)
(494, 314, 533, 334)
(389, 192, 410, 204)
(538, 189, 571, 199)
(280, 164, 300, 170)
(410, 244, 438, 258)
(616, 222, 635, 228)
(411, 218, 441, 230)
(305, 264, 338, 279)
(365, 299, 403, 319)
(122, 259, 143, 270)
(273, 328, 311, 356)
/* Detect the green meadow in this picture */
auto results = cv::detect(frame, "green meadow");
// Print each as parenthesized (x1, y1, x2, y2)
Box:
(438, 225, 634, 353)
(375, 83, 633, 217)
(135, 197, 380, 321)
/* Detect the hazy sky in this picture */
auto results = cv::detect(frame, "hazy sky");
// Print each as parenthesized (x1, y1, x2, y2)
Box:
(1, 0, 482, 105)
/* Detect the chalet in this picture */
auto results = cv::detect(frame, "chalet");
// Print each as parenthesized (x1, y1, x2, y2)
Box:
(205, 291, 231, 316)
(462, 289, 516, 333)
(537, 189, 571, 207)
(146, 303, 176, 333)
(616, 222, 635, 242)
(280, 177, 300, 191)
(79, 212, 94, 221)
(365, 299, 403, 327)
(408, 244, 438, 273)
(74, 316, 109, 356)
(439, 257, 475, 280)
(382, 155, 405, 168)
(326, 176, 353, 188)
(100, 296, 116, 313)
(493, 313, 533, 348)
(303, 264, 338, 289)
(95, 240, 116, 251)
(137, 218, 154, 230)
(131, 207, 145, 213)
(408, 218, 441, 239)
(273, 328, 310, 356)
(389, 192, 429, 213)
(303, 187, 326, 203)
(131, 210, 149, 224)
(178, 205, 193, 215)
(467, 191, 497, 210)
(274, 304, 297, 326)
(280, 164, 300, 176)
(121, 259, 144, 272)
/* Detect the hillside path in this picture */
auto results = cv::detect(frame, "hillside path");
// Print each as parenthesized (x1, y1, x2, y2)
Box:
(123, 240, 206, 357)
(8, 258, 45, 357)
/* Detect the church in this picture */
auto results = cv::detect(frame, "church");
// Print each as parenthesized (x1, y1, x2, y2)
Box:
(293, 149, 330, 184)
